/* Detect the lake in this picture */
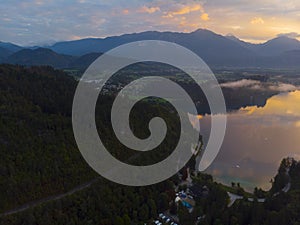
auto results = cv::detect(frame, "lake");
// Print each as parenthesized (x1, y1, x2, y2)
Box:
(199, 90, 300, 192)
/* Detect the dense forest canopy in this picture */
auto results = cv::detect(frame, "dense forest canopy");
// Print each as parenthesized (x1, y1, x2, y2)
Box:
(0, 64, 300, 225)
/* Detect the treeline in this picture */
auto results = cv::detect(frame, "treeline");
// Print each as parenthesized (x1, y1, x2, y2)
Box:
(178, 158, 300, 225)
(223, 158, 300, 225)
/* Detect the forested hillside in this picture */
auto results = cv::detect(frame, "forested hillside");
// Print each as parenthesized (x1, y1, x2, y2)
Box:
(0, 64, 183, 225)
(0, 65, 97, 212)
(1, 65, 300, 225)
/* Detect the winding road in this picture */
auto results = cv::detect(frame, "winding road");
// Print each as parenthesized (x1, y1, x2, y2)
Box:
(0, 178, 99, 217)
(0, 151, 146, 217)
(0, 167, 293, 215)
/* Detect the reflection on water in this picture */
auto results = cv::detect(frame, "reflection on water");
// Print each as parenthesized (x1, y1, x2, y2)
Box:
(200, 90, 300, 192)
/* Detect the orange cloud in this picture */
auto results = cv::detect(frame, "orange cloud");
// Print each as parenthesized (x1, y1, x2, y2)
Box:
(122, 9, 129, 15)
(229, 25, 243, 30)
(138, 6, 160, 14)
(201, 13, 210, 21)
(178, 18, 199, 29)
(295, 121, 300, 128)
(241, 90, 300, 116)
(251, 17, 265, 25)
(179, 21, 199, 28)
(174, 5, 203, 15)
(164, 4, 203, 18)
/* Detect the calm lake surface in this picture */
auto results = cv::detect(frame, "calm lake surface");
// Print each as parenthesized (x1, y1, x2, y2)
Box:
(199, 90, 300, 191)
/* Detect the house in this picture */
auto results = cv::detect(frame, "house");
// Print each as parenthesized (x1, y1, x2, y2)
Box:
(175, 190, 196, 212)
(189, 184, 209, 198)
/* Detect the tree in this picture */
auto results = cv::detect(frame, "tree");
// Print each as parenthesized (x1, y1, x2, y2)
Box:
(178, 204, 194, 225)
(148, 199, 157, 218)
(138, 204, 149, 221)
(114, 216, 124, 225)
(170, 201, 177, 215)
(158, 193, 169, 211)
(123, 214, 131, 225)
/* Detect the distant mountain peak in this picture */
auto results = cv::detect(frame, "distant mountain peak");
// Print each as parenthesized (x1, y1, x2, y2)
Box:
(0, 41, 22, 53)
(263, 36, 300, 46)
(225, 33, 235, 37)
(2, 29, 300, 69)
(226, 34, 242, 42)
(191, 28, 215, 35)
(4, 47, 74, 68)
(16, 47, 64, 56)
(192, 28, 210, 32)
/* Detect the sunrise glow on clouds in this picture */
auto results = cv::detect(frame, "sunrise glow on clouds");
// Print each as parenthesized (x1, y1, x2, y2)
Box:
(0, 0, 299, 45)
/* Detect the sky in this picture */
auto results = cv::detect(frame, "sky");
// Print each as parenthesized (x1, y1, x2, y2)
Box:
(1, 0, 300, 46)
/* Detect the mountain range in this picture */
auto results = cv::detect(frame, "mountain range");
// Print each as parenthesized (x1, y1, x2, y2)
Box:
(1, 29, 300, 70)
